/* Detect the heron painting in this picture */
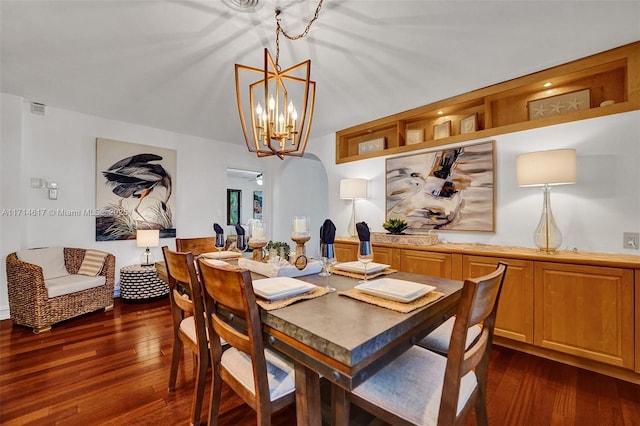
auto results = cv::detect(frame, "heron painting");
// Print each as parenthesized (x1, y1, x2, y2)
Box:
(96, 138, 177, 241)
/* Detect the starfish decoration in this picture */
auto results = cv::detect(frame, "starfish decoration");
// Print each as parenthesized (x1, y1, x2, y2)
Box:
(549, 101, 563, 114)
(566, 97, 583, 110)
(532, 104, 548, 118)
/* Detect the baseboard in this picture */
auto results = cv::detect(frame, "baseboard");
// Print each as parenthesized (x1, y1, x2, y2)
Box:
(0, 305, 10, 321)
(494, 336, 640, 385)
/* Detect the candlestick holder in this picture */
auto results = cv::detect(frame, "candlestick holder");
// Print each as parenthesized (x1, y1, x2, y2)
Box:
(291, 235, 311, 259)
(248, 240, 267, 262)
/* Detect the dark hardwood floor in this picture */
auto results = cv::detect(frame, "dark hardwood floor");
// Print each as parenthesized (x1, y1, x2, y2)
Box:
(1, 298, 639, 426)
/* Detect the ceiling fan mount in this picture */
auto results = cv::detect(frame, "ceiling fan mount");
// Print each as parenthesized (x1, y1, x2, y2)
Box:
(222, 0, 264, 13)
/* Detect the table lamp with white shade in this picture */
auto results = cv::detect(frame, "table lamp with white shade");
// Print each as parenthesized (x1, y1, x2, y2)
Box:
(340, 178, 368, 238)
(137, 229, 160, 266)
(516, 148, 576, 253)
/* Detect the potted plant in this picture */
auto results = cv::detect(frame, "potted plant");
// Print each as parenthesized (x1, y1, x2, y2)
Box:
(265, 241, 291, 261)
(383, 218, 409, 235)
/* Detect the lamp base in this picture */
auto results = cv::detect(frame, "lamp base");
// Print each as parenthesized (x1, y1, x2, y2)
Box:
(534, 185, 562, 253)
(140, 248, 155, 267)
(348, 199, 357, 237)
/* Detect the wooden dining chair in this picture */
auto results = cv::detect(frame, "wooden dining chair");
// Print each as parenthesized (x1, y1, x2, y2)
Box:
(344, 262, 507, 426)
(162, 246, 210, 426)
(197, 259, 296, 426)
(175, 237, 217, 257)
(417, 262, 509, 356)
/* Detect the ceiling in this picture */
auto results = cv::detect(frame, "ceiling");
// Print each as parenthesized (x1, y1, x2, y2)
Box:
(1, 1, 639, 147)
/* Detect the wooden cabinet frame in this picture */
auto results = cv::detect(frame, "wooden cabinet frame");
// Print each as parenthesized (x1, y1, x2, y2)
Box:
(334, 239, 640, 383)
(336, 41, 639, 164)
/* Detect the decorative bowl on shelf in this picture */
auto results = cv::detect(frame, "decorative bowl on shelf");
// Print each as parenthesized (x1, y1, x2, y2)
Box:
(371, 231, 438, 246)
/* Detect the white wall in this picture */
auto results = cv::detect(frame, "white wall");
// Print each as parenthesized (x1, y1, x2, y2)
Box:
(227, 173, 264, 232)
(270, 154, 329, 254)
(313, 111, 640, 255)
(1, 93, 26, 317)
(0, 93, 282, 318)
(2, 92, 639, 320)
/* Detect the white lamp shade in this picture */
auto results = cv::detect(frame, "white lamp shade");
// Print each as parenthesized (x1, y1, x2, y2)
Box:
(340, 178, 368, 199)
(516, 149, 577, 187)
(136, 229, 160, 247)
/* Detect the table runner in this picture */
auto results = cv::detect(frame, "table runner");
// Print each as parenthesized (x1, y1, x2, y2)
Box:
(238, 258, 323, 278)
(338, 288, 445, 313)
(256, 286, 330, 310)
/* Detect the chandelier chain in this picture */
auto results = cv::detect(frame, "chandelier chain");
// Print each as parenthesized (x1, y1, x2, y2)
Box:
(274, 0, 324, 71)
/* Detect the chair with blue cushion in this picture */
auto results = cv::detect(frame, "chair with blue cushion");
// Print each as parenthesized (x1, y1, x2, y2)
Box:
(197, 259, 295, 426)
(344, 262, 507, 426)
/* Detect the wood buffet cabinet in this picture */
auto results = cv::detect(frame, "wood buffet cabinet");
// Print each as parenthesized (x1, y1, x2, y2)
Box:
(334, 238, 640, 383)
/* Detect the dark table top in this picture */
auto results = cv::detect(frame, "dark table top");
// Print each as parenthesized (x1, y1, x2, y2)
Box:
(259, 271, 463, 389)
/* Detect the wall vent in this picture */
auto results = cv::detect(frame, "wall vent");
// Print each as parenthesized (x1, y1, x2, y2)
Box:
(30, 102, 46, 115)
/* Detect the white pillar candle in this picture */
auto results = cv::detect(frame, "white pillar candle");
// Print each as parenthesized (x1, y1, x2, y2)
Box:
(252, 225, 265, 241)
(293, 217, 307, 234)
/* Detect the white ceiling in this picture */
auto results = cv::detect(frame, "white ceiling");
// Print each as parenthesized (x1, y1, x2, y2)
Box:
(1, 1, 639, 146)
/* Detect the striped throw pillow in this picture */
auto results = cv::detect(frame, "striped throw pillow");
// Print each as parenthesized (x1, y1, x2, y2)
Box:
(78, 249, 108, 276)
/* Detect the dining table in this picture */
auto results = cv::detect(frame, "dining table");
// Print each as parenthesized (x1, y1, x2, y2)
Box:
(256, 269, 464, 426)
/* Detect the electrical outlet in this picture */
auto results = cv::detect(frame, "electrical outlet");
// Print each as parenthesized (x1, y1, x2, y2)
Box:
(623, 232, 639, 249)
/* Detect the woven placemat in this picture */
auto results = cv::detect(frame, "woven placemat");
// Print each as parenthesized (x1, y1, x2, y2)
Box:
(338, 289, 445, 313)
(329, 268, 397, 280)
(256, 286, 330, 311)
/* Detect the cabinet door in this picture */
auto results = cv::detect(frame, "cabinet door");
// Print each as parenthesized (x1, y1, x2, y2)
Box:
(334, 242, 357, 262)
(534, 262, 634, 369)
(372, 246, 400, 270)
(463, 256, 533, 343)
(400, 250, 451, 278)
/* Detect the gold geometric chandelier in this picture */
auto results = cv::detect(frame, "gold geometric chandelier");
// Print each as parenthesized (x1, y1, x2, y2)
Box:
(235, 1, 324, 159)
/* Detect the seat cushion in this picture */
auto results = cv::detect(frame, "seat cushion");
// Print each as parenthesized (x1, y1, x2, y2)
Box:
(221, 347, 295, 401)
(416, 317, 482, 354)
(45, 274, 106, 298)
(16, 247, 68, 279)
(352, 345, 477, 425)
(179, 316, 198, 344)
(179, 316, 225, 347)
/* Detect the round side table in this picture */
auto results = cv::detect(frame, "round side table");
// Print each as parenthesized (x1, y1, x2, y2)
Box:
(120, 264, 169, 302)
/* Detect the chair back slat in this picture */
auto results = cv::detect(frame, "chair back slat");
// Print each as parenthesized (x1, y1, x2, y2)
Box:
(461, 328, 489, 373)
(467, 271, 503, 326)
(176, 237, 216, 257)
(214, 315, 252, 351)
(172, 289, 194, 313)
(162, 247, 206, 321)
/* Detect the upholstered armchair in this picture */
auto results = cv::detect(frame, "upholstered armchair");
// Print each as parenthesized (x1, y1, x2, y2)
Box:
(6, 247, 115, 333)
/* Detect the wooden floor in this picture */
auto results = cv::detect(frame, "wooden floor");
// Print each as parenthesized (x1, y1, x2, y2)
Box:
(1, 298, 639, 426)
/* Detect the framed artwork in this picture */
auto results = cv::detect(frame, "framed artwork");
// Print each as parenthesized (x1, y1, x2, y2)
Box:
(406, 129, 424, 145)
(95, 138, 176, 241)
(433, 121, 451, 139)
(253, 191, 263, 219)
(528, 88, 591, 120)
(460, 113, 477, 134)
(358, 137, 386, 155)
(227, 189, 241, 225)
(385, 140, 495, 232)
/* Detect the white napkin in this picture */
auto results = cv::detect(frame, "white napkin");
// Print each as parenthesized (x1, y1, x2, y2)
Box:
(202, 259, 229, 267)
(238, 258, 322, 278)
